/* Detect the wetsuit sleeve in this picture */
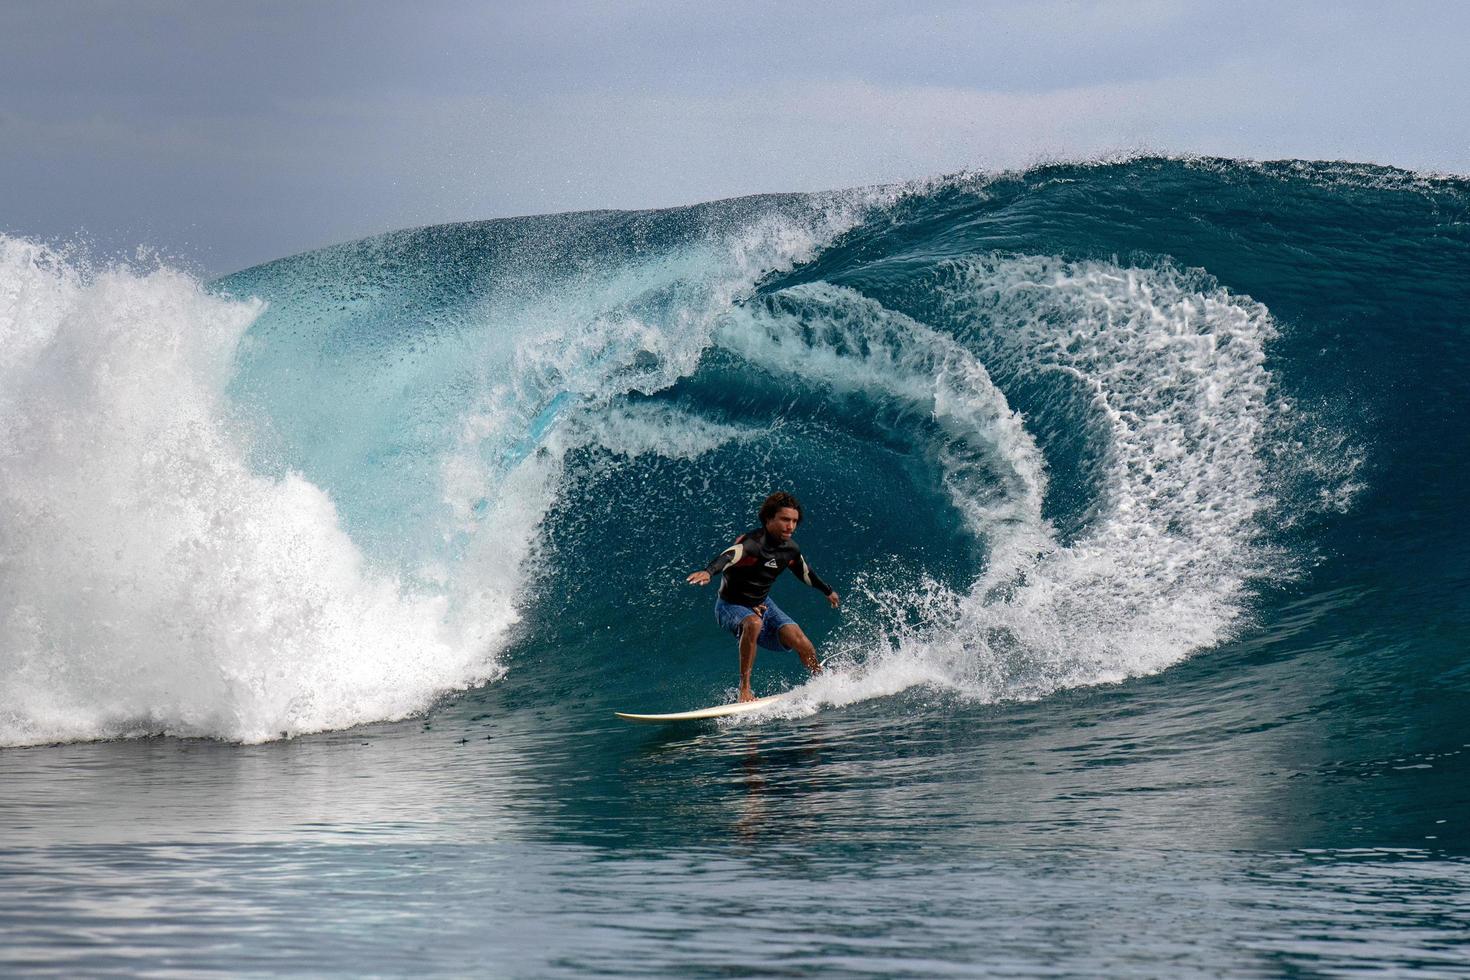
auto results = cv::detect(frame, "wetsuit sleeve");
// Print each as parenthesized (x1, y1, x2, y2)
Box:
(789, 551, 834, 596)
(703, 540, 744, 576)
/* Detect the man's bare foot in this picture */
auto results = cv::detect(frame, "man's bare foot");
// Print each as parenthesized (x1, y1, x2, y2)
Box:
(737, 688, 756, 703)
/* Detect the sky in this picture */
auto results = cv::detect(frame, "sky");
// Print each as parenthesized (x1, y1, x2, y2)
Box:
(2, 0, 1468, 276)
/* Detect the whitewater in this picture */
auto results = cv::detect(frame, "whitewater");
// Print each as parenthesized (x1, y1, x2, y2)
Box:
(3, 157, 1469, 976)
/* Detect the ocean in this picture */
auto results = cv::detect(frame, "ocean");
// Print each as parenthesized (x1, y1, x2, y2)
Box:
(2, 157, 1468, 975)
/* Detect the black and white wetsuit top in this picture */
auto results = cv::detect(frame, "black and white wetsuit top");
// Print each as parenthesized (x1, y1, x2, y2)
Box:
(702, 527, 834, 607)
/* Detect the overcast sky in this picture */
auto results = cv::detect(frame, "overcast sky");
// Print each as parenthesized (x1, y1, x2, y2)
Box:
(3, 0, 1468, 276)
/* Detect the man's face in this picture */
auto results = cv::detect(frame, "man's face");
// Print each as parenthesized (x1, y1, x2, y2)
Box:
(765, 506, 800, 542)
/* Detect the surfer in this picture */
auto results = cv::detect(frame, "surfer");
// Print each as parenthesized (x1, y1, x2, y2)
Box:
(686, 491, 840, 702)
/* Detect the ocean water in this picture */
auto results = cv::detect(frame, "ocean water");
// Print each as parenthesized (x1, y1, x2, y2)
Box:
(3, 157, 1469, 976)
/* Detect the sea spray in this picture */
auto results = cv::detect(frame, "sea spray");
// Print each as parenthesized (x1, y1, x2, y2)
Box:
(745, 255, 1295, 718)
(0, 236, 486, 745)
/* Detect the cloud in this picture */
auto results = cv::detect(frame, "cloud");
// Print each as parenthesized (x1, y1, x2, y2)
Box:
(2, 1, 1467, 273)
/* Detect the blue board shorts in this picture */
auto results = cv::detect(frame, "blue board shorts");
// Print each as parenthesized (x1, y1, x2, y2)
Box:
(714, 595, 797, 652)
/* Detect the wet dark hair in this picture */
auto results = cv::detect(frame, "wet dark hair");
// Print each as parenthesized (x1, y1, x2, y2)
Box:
(759, 491, 803, 526)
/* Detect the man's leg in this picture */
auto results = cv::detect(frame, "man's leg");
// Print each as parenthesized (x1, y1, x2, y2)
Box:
(777, 624, 822, 674)
(738, 613, 763, 702)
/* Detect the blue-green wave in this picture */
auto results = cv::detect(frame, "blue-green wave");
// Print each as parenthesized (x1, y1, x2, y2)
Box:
(4, 157, 1469, 762)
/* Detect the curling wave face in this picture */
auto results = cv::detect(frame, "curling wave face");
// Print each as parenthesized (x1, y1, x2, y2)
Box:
(749, 256, 1292, 716)
(7, 155, 1466, 747)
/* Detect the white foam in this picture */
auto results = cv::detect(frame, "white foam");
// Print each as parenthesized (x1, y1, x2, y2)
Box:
(717, 282, 1053, 572)
(0, 235, 498, 746)
(570, 402, 759, 461)
(723, 255, 1302, 718)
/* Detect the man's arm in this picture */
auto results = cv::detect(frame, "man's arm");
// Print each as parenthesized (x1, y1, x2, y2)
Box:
(686, 539, 744, 585)
(790, 552, 840, 608)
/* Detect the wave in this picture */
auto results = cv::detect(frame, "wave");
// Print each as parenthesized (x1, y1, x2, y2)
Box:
(6, 155, 1463, 746)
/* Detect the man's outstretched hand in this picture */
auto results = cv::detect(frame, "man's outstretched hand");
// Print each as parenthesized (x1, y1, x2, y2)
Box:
(687, 571, 711, 586)
(827, 590, 841, 609)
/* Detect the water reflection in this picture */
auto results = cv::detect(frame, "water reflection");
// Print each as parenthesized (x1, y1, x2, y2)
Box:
(4, 595, 1469, 974)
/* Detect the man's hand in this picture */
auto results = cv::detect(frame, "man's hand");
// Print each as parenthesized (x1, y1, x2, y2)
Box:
(687, 571, 711, 586)
(827, 590, 841, 609)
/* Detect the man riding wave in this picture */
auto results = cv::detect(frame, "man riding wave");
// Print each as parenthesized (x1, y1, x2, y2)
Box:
(687, 491, 840, 702)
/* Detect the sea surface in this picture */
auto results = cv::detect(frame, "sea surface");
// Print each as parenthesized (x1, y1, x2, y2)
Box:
(3, 157, 1469, 976)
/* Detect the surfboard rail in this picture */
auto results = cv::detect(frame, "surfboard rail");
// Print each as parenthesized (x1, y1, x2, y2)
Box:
(614, 692, 787, 724)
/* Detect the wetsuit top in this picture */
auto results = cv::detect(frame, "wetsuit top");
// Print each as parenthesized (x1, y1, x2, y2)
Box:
(702, 527, 833, 607)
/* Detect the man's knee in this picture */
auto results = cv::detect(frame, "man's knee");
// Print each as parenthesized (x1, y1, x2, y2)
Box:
(741, 615, 763, 636)
(780, 624, 812, 652)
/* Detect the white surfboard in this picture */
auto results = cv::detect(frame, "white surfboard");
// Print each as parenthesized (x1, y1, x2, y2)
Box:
(615, 692, 788, 724)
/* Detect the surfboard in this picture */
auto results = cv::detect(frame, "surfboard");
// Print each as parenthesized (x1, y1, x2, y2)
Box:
(615, 692, 788, 724)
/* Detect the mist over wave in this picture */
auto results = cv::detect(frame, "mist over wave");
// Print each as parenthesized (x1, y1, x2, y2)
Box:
(6, 155, 1465, 747)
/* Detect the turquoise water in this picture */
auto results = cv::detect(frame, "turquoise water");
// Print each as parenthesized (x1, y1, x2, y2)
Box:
(3, 158, 1469, 975)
